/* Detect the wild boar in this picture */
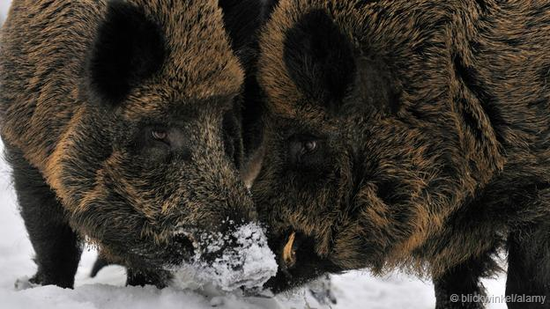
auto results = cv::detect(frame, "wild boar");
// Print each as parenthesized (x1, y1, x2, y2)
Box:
(87, 0, 278, 281)
(253, 0, 550, 308)
(0, 0, 276, 290)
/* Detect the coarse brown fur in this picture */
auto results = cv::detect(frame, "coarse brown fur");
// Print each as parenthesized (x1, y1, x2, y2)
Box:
(0, 0, 265, 289)
(253, 0, 550, 307)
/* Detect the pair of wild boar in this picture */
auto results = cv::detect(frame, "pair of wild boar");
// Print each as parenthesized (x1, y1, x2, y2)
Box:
(1, 0, 549, 308)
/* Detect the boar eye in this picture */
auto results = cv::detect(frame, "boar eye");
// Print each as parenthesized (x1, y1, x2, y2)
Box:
(151, 130, 168, 141)
(304, 141, 317, 152)
(289, 137, 319, 165)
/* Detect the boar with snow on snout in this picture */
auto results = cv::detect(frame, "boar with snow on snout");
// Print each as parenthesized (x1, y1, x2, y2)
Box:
(0, 0, 276, 290)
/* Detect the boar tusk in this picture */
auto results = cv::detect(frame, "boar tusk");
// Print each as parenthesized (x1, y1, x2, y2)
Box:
(282, 232, 296, 267)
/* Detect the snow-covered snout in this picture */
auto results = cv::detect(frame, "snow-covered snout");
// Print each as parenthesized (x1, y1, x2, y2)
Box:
(169, 223, 278, 292)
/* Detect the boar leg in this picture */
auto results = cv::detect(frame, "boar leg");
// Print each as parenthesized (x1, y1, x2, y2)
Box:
(506, 223, 550, 309)
(6, 146, 82, 289)
(433, 252, 494, 309)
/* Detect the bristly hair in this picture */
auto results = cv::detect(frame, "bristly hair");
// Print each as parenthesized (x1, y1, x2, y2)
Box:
(218, 0, 265, 71)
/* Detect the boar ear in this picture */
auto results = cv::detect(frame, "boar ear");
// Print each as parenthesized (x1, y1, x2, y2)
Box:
(283, 10, 398, 115)
(283, 9, 356, 113)
(87, 0, 166, 105)
(218, 0, 263, 69)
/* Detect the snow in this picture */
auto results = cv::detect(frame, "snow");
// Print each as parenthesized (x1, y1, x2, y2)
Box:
(0, 1, 508, 308)
(0, 1, 9, 24)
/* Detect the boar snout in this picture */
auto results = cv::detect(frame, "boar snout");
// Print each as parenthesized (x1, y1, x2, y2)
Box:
(169, 223, 278, 292)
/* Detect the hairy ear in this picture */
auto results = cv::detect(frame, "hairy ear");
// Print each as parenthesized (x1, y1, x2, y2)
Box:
(283, 9, 398, 115)
(283, 9, 356, 113)
(87, 0, 166, 105)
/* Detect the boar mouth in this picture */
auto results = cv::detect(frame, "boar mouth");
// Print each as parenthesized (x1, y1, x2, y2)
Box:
(126, 230, 197, 268)
(264, 231, 343, 293)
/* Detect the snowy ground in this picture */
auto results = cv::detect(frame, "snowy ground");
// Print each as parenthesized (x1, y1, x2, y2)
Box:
(0, 1, 508, 308)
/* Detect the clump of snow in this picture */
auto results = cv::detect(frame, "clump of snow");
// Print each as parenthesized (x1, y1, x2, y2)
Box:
(14, 276, 39, 291)
(170, 223, 278, 293)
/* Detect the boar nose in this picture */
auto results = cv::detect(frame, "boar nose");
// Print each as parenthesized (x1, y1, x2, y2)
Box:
(164, 232, 196, 264)
(170, 223, 278, 292)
